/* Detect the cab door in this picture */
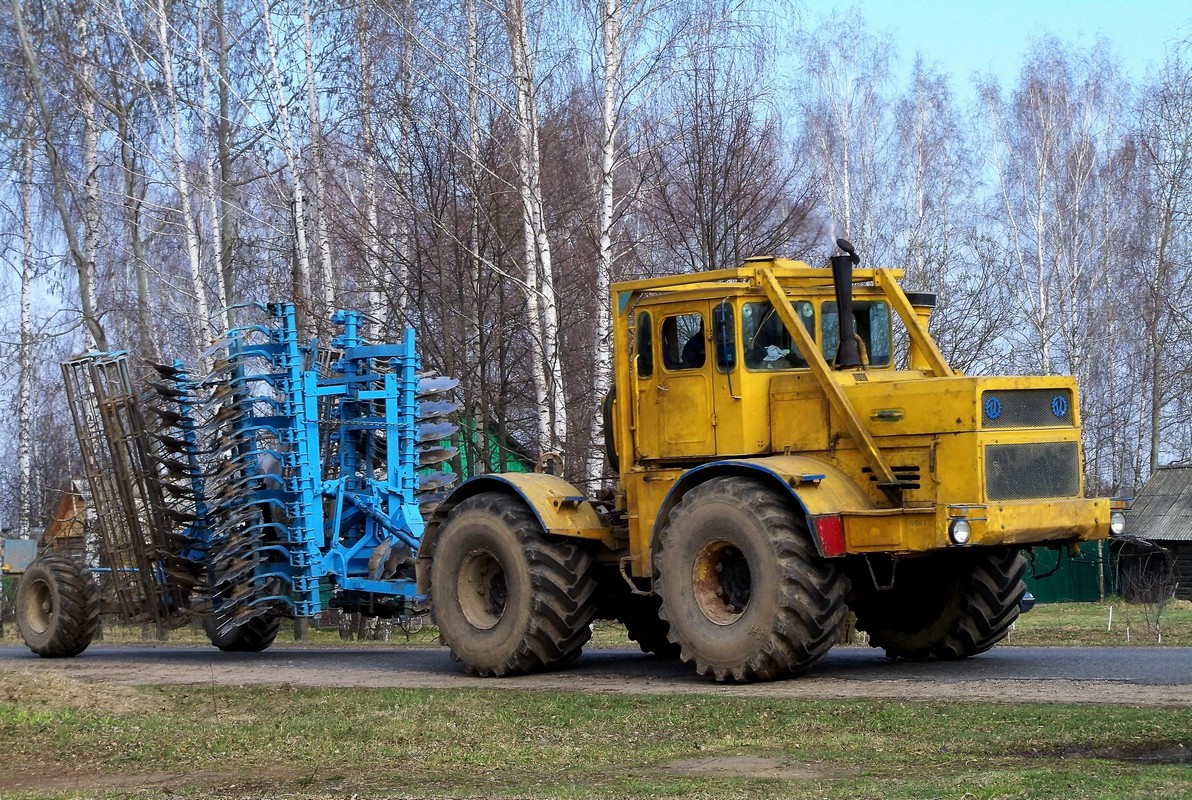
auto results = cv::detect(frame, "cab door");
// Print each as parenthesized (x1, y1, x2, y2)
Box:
(633, 304, 716, 459)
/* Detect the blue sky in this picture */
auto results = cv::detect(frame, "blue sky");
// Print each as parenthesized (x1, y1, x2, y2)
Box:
(801, 1, 1192, 90)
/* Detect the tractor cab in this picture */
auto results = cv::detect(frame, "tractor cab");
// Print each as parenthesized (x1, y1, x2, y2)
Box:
(622, 263, 906, 465)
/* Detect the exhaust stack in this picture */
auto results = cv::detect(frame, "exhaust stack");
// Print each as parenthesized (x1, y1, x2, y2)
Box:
(831, 238, 862, 369)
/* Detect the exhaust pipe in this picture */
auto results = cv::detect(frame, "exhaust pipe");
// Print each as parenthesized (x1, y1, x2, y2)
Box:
(831, 238, 862, 369)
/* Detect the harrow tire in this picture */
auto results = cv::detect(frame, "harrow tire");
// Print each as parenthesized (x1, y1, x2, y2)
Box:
(430, 493, 598, 677)
(16, 555, 101, 658)
(851, 547, 1027, 661)
(655, 477, 849, 682)
(203, 614, 283, 653)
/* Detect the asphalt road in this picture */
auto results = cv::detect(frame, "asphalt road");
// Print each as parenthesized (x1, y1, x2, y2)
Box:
(2, 643, 1190, 704)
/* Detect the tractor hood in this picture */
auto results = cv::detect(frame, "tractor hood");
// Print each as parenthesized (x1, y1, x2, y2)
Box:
(835, 372, 1079, 437)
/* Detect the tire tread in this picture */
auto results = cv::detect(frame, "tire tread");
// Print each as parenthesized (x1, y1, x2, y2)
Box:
(655, 477, 849, 682)
(854, 548, 1027, 661)
(435, 493, 598, 677)
(17, 555, 101, 658)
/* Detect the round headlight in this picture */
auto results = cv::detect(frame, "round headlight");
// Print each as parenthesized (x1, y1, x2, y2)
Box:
(949, 518, 972, 545)
(1109, 511, 1126, 535)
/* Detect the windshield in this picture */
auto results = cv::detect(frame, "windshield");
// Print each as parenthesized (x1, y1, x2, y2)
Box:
(741, 301, 814, 370)
(821, 300, 892, 367)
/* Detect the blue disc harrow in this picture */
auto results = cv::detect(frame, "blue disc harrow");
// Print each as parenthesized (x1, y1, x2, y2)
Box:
(67, 303, 458, 635)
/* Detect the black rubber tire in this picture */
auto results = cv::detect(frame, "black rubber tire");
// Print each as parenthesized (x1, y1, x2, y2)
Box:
(619, 594, 681, 659)
(16, 555, 101, 658)
(851, 547, 1027, 660)
(654, 476, 849, 682)
(203, 613, 283, 652)
(430, 492, 598, 676)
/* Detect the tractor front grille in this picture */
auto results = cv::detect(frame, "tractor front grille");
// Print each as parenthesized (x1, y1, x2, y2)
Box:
(985, 441, 1080, 500)
(981, 389, 1074, 429)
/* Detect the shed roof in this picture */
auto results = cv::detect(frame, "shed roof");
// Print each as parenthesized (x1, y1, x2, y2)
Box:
(1127, 464, 1192, 541)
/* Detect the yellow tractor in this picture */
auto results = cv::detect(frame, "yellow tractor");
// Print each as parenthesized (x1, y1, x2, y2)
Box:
(418, 240, 1125, 681)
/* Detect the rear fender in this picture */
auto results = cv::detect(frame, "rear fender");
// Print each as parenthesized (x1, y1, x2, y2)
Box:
(416, 473, 615, 596)
(653, 455, 875, 562)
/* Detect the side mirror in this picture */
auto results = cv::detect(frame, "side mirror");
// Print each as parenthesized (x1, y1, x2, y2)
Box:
(713, 300, 736, 370)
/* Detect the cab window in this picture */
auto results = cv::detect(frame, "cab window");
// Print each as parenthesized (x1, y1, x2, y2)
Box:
(636, 311, 653, 377)
(742, 301, 814, 370)
(661, 313, 705, 370)
(821, 301, 892, 367)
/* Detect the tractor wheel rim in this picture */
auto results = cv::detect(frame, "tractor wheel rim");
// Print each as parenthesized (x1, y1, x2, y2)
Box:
(692, 540, 751, 625)
(458, 549, 506, 630)
(22, 578, 53, 635)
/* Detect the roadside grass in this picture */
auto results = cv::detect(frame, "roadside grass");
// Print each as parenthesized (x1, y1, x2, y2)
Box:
(3, 598, 1191, 649)
(0, 671, 1188, 800)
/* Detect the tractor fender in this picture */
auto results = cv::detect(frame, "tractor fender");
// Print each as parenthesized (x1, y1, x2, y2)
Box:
(416, 473, 615, 596)
(653, 455, 876, 559)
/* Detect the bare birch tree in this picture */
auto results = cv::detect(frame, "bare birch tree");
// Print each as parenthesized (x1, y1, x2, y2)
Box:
(302, 0, 336, 324)
(154, 0, 216, 351)
(1138, 44, 1192, 473)
(17, 105, 36, 538)
(585, 0, 624, 486)
(11, 0, 107, 349)
(262, 0, 314, 332)
(794, 13, 895, 261)
(504, 0, 566, 454)
(358, 0, 384, 338)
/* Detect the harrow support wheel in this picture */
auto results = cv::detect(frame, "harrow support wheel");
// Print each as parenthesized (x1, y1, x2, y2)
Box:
(203, 613, 283, 653)
(655, 477, 849, 682)
(851, 547, 1027, 660)
(16, 555, 101, 658)
(430, 492, 598, 676)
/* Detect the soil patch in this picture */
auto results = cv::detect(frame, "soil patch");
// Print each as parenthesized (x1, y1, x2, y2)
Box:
(666, 754, 846, 779)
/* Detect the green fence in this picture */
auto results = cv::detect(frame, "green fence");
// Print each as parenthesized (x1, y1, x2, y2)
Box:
(1023, 540, 1117, 603)
(456, 418, 534, 476)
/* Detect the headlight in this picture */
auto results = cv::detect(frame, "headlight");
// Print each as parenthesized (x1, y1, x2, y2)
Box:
(949, 518, 971, 545)
(1109, 511, 1126, 535)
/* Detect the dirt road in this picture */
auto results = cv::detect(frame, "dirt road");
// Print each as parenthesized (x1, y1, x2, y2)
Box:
(3, 643, 1190, 705)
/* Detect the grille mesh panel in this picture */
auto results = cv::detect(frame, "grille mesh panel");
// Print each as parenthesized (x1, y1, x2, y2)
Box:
(985, 441, 1080, 500)
(982, 389, 1074, 428)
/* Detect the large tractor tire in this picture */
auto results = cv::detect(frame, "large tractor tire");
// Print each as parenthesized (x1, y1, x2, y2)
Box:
(203, 613, 283, 653)
(851, 547, 1027, 661)
(654, 477, 849, 682)
(16, 555, 101, 658)
(430, 492, 598, 676)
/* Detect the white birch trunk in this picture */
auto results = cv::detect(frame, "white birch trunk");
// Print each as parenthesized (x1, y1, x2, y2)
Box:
(79, 11, 101, 351)
(302, 0, 335, 321)
(465, 0, 487, 473)
(198, 0, 231, 333)
(586, 0, 622, 487)
(18, 111, 35, 540)
(393, 0, 413, 324)
(507, 0, 566, 453)
(359, 0, 383, 339)
(263, 0, 313, 330)
(156, 0, 214, 357)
